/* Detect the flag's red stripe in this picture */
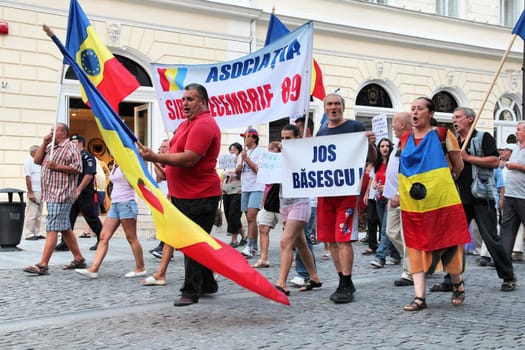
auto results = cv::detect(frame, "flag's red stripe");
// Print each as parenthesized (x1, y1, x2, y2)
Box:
(137, 180, 164, 214)
(402, 203, 470, 251)
(179, 240, 290, 305)
(311, 59, 326, 100)
(157, 68, 170, 92)
(97, 58, 140, 111)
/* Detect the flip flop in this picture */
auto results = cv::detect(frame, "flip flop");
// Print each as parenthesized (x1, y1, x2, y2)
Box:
(141, 276, 166, 286)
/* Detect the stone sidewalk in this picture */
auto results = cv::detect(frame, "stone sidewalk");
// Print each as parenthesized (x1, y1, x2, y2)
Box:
(0, 221, 524, 349)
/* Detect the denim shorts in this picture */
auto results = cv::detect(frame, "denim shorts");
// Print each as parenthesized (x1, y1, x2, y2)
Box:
(108, 200, 138, 220)
(241, 191, 263, 212)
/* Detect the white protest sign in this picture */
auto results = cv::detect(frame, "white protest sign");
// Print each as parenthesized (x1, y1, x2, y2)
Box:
(372, 114, 389, 144)
(218, 153, 237, 169)
(257, 151, 282, 184)
(281, 133, 368, 198)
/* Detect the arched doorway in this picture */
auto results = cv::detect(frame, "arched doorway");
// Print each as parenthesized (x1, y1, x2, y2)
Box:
(65, 54, 153, 166)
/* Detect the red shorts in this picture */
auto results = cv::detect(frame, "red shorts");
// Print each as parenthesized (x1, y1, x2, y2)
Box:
(317, 195, 360, 243)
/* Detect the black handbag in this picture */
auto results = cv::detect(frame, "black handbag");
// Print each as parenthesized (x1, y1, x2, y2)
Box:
(264, 184, 280, 213)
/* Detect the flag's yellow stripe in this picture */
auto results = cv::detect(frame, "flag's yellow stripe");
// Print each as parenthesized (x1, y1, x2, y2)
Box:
(97, 123, 221, 250)
(399, 167, 461, 213)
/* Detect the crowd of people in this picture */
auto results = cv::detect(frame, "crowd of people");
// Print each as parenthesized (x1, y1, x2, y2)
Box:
(21, 84, 524, 311)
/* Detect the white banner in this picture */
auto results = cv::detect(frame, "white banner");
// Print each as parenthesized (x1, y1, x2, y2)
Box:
(281, 133, 368, 198)
(151, 22, 314, 131)
(257, 151, 282, 184)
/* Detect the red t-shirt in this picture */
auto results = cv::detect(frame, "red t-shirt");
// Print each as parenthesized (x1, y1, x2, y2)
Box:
(375, 163, 387, 200)
(165, 110, 221, 199)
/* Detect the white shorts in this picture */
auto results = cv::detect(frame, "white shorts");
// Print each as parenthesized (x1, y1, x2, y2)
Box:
(258, 208, 280, 228)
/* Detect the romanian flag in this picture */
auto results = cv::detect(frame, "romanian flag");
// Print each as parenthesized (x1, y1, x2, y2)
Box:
(156, 67, 188, 92)
(65, 0, 140, 112)
(45, 28, 289, 305)
(398, 130, 470, 251)
(265, 13, 326, 101)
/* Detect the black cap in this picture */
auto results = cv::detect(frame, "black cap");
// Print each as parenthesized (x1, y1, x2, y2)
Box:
(70, 134, 85, 143)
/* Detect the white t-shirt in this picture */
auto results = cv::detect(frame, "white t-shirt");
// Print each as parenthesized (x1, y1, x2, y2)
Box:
(237, 146, 265, 192)
(383, 142, 400, 199)
(24, 157, 41, 192)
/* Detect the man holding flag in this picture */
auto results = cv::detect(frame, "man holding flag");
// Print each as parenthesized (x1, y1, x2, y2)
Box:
(140, 83, 221, 307)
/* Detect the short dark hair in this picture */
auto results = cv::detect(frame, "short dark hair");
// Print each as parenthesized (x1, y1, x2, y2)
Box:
(229, 142, 242, 153)
(282, 124, 299, 137)
(295, 116, 314, 135)
(185, 83, 209, 107)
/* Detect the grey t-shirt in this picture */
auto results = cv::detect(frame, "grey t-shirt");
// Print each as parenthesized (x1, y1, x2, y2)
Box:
(504, 144, 525, 199)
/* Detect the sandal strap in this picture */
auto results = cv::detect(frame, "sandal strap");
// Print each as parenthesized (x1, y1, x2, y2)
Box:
(452, 280, 464, 288)
(414, 296, 426, 303)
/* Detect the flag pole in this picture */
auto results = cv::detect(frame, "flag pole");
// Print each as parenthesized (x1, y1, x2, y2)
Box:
(461, 34, 518, 151)
(44, 25, 65, 161)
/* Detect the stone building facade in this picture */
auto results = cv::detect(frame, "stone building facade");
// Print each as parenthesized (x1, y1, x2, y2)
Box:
(0, 0, 523, 189)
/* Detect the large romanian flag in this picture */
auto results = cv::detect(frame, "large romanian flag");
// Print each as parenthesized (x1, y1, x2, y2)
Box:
(399, 130, 470, 251)
(45, 19, 288, 307)
(65, 0, 140, 112)
(265, 13, 326, 101)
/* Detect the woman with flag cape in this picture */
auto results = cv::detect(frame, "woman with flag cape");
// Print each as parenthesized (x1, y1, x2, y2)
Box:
(398, 97, 471, 311)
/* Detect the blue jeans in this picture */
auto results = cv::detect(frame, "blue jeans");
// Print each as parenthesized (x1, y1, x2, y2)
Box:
(295, 207, 317, 279)
(375, 199, 401, 262)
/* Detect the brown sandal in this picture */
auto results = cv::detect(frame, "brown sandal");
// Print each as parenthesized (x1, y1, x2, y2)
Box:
(63, 258, 87, 270)
(23, 263, 49, 275)
(451, 280, 465, 306)
(403, 296, 427, 311)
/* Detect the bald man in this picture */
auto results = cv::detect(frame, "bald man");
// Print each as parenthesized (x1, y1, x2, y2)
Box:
(382, 112, 414, 286)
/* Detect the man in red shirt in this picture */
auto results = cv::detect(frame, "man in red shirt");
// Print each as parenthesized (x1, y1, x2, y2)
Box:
(141, 83, 221, 306)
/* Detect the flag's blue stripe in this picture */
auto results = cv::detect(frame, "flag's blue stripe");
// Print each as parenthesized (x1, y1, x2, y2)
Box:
(399, 131, 449, 177)
(50, 34, 155, 185)
(264, 13, 290, 46)
(512, 10, 525, 40)
(65, 0, 90, 57)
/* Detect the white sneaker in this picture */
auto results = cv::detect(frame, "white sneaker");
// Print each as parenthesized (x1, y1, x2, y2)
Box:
(76, 268, 98, 279)
(241, 246, 253, 258)
(124, 270, 148, 278)
(290, 276, 306, 287)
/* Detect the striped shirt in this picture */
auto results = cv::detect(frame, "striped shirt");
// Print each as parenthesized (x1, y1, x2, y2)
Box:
(41, 139, 82, 204)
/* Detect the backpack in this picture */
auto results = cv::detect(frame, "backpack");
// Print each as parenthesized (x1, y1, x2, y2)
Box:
(468, 131, 495, 200)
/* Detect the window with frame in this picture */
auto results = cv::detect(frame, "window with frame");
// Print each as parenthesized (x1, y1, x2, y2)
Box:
(494, 95, 522, 121)
(501, 0, 520, 27)
(432, 91, 458, 113)
(436, 0, 458, 18)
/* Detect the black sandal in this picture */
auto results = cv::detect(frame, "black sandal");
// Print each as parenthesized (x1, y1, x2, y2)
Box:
(403, 296, 427, 311)
(63, 258, 87, 270)
(275, 285, 290, 296)
(299, 280, 322, 292)
(451, 280, 465, 306)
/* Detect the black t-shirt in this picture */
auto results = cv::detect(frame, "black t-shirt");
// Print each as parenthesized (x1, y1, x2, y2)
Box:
(456, 130, 498, 204)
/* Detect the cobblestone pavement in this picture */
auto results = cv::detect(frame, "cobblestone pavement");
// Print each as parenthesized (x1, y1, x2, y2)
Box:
(0, 223, 524, 349)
